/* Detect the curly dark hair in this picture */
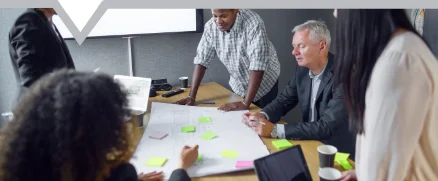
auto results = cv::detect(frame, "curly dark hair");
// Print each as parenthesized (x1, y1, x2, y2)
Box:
(0, 69, 139, 181)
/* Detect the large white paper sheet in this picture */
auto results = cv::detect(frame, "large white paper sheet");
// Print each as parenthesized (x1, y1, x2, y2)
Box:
(130, 102, 270, 179)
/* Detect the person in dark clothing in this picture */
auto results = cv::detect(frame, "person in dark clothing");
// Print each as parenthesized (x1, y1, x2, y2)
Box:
(0, 70, 196, 181)
(9, 8, 75, 103)
(242, 20, 356, 158)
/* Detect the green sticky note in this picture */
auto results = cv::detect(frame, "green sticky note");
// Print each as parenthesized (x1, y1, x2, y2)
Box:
(200, 131, 217, 140)
(272, 139, 293, 150)
(340, 160, 353, 170)
(196, 153, 202, 162)
(181, 125, 195, 132)
(198, 117, 212, 123)
(221, 150, 239, 158)
(335, 152, 350, 163)
(146, 157, 167, 167)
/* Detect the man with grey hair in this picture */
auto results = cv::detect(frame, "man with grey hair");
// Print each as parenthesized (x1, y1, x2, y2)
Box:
(243, 20, 356, 158)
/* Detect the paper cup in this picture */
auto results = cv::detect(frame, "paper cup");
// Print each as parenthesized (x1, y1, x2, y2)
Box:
(179, 77, 188, 88)
(319, 167, 342, 181)
(317, 145, 337, 168)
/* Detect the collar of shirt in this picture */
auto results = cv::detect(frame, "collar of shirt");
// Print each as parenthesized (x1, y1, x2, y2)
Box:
(309, 59, 328, 80)
(223, 10, 243, 34)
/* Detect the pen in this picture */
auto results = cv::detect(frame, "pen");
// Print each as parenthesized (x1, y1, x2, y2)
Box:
(199, 102, 215, 104)
(250, 120, 265, 125)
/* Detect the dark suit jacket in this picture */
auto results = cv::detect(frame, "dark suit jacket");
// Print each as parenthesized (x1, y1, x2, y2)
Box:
(106, 163, 191, 181)
(262, 53, 356, 158)
(9, 8, 75, 102)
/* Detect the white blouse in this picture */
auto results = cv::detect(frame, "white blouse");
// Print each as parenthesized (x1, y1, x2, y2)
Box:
(355, 31, 438, 180)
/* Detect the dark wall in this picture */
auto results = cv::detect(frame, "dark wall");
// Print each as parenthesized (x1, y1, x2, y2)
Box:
(424, 9, 438, 58)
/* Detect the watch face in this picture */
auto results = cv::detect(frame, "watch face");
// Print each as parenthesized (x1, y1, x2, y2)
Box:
(271, 126, 277, 138)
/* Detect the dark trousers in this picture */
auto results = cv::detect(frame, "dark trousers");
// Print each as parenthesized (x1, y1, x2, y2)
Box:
(253, 80, 279, 109)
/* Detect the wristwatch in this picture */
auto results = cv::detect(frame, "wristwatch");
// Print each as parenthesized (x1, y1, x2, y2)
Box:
(270, 124, 278, 138)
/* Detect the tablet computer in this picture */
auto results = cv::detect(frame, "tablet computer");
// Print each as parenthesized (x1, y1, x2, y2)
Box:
(254, 144, 312, 181)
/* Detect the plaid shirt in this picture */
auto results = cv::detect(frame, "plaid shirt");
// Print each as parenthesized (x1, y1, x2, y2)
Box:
(194, 9, 281, 101)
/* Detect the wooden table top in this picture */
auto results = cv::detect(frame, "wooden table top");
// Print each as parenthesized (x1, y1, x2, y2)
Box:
(133, 82, 355, 181)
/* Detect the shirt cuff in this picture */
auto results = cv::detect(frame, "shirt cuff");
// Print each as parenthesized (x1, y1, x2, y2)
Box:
(260, 111, 270, 120)
(249, 61, 268, 71)
(193, 57, 210, 69)
(276, 124, 286, 139)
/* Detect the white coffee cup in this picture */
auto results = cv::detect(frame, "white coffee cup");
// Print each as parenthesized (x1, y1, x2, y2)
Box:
(317, 145, 338, 154)
(319, 167, 342, 181)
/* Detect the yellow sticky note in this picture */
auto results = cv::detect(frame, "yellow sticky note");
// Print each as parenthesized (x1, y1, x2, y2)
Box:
(272, 139, 293, 150)
(200, 131, 216, 140)
(146, 157, 167, 167)
(196, 153, 202, 162)
(181, 125, 195, 132)
(335, 152, 350, 163)
(340, 160, 353, 170)
(198, 117, 212, 123)
(221, 150, 239, 158)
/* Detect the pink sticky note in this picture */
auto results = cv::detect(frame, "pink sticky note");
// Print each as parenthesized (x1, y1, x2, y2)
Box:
(149, 131, 168, 140)
(235, 161, 253, 168)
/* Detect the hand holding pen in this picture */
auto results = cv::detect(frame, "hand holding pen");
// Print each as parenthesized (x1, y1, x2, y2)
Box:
(241, 112, 275, 137)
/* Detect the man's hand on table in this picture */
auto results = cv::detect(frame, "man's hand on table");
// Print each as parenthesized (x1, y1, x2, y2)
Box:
(242, 112, 274, 137)
(174, 97, 195, 106)
(174, 98, 249, 112)
(218, 101, 248, 111)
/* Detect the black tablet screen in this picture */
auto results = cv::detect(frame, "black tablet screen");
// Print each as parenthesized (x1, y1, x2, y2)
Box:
(254, 145, 312, 181)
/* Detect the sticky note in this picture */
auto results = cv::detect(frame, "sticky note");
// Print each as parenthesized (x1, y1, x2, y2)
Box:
(196, 153, 202, 162)
(200, 131, 217, 140)
(146, 157, 167, 167)
(235, 160, 253, 168)
(272, 139, 293, 150)
(340, 160, 353, 170)
(198, 116, 212, 123)
(221, 150, 239, 158)
(148, 131, 168, 140)
(181, 125, 195, 132)
(335, 152, 350, 163)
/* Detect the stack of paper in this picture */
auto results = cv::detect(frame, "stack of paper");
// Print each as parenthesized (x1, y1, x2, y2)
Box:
(130, 102, 270, 179)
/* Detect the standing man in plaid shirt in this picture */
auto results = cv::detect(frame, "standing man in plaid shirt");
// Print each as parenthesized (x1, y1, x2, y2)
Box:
(175, 9, 281, 111)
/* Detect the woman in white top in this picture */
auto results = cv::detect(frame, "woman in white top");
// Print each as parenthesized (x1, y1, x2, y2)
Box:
(333, 9, 438, 181)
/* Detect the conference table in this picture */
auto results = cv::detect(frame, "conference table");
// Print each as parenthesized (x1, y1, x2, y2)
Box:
(133, 82, 355, 181)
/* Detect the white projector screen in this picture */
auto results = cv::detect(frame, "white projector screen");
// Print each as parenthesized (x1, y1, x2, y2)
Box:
(53, 9, 203, 39)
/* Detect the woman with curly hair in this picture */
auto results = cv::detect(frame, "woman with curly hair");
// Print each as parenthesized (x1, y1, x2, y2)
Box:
(0, 70, 197, 181)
